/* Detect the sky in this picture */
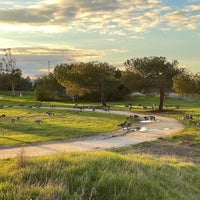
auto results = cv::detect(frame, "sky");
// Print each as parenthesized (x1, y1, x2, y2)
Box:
(0, 0, 199, 78)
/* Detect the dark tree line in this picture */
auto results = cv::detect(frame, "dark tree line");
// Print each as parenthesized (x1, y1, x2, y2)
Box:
(1, 50, 197, 110)
(0, 73, 32, 91)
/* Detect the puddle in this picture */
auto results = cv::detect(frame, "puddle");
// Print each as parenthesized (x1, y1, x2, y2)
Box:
(140, 120, 160, 123)
(163, 128, 170, 130)
(149, 128, 158, 131)
(139, 127, 148, 131)
(140, 120, 153, 123)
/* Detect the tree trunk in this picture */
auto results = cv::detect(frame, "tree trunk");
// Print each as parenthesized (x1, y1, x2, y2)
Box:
(11, 81, 15, 95)
(101, 92, 105, 104)
(159, 88, 165, 111)
(100, 83, 105, 103)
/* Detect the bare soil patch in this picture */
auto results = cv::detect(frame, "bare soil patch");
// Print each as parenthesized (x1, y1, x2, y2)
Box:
(126, 138, 200, 165)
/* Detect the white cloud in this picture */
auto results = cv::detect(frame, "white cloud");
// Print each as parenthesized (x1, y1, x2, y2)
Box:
(164, 10, 200, 30)
(0, 0, 199, 37)
(11, 46, 102, 59)
(185, 5, 200, 12)
(130, 35, 145, 39)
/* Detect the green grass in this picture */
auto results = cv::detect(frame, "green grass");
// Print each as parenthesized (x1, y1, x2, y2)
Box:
(0, 151, 199, 200)
(0, 107, 126, 146)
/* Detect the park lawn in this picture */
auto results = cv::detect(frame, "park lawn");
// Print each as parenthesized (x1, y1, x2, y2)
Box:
(1, 90, 198, 109)
(0, 107, 126, 146)
(0, 151, 199, 200)
(0, 92, 199, 199)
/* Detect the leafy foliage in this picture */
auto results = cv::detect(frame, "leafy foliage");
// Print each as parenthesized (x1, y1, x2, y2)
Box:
(54, 61, 129, 101)
(123, 56, 184, 111)
(173, 72, 200, 96)
(34, 73, 65, 101)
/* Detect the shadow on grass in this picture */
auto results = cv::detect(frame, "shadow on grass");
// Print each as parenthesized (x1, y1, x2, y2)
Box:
(0, 136, 29, 146)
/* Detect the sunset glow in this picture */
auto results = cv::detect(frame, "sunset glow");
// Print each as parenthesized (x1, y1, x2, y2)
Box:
(0, 0, 199, 77)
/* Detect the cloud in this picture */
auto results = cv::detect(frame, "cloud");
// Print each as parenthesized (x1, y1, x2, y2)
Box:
(39, 68, 54, 73)
(185, 5, 200, 12)
(1, 45, 128, 64)
(164, 9, 200, 30)
(130, 35, 145, 39)
(0, 0, 199, 37)
(10, 46, 103, 61)
(0, 0, 164, 35)
(0, 45, 129, 76)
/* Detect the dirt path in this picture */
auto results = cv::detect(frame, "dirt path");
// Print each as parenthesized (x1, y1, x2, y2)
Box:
(0, 109, 184, 159)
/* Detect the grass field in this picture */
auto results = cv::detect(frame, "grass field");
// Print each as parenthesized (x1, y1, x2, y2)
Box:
(0, 91, 200, 199)
(0, 107, 127, 146)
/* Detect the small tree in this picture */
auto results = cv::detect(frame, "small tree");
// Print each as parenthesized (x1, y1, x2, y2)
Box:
(123, 56, 184, 111)
(0, 48, 21, 95)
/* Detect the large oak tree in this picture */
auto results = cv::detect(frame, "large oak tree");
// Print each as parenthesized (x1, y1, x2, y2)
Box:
(123, 56, 184, 111)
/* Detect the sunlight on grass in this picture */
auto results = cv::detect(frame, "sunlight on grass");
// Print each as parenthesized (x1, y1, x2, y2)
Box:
(0, 151, 199, 199)
(0, 107, 125, 146)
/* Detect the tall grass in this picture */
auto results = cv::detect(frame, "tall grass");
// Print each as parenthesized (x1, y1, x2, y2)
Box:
(0, 92, 200, 199)
(0, 151, 199, 200)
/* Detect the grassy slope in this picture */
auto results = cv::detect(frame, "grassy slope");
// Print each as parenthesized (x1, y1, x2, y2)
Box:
(0, 152, 199, 200)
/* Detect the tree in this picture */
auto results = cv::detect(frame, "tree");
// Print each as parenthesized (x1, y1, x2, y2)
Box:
(0, 72, 32, 91)
(77, 62, 116, 102)
(54, 61, 129, 102)
(0, 48, 21, 94)
(123, 56, 184, 111)
(15, 76, 33, 91)
(54, 63, 89, 101)
(34, 73, 65, 101)
(173, 72, 200, 97)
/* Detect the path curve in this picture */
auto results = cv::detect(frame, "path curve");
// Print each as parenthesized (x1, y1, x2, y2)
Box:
(0, 108, 184, 159)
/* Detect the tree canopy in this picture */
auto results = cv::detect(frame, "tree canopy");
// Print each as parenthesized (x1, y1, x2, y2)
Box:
(123, 56, 184, 111)
(54, 61, 129, 102)
(34, 73, 65, 101)
(173, 72, 200, 97)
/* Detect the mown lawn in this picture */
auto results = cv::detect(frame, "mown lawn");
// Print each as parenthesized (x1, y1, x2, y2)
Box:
(0, 107, 125, 146)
